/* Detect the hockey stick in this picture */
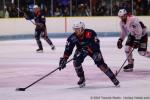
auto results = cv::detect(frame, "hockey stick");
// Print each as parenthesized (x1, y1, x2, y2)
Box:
(16, 58, 74, 91)
(115, 48, 134, 76)
(17, 8, 35, 25)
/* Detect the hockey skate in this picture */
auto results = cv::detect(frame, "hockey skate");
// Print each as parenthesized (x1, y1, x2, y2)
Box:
(51, 45, 55, 50)
(112, 78, 120, 87)
(123, 64, 133, 72)
(36, 48, 43, 53)
(78, 77, 85, 88)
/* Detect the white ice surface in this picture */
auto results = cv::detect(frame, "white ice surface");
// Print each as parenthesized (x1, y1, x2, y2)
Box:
(0, 37, 150, 100)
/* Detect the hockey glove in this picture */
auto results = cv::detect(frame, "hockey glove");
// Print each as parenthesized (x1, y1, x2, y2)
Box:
(117, 38, 123, 49)
(59, 57, 67, 71)
(133, 39, 140, 49)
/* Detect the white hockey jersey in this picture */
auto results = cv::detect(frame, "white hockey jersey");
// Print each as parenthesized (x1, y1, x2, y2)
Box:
(119, 15, 147, 40)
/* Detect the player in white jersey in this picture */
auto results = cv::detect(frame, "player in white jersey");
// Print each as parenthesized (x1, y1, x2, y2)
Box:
(117, 9, 150, 71)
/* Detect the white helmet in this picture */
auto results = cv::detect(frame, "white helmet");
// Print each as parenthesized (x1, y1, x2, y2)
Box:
(33, 5, 39, 9)
(73, 21, 85, 29)
(118, 9, 127, 17)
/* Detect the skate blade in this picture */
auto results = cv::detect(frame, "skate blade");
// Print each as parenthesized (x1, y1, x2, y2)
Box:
(79, 82, 85, 88)
(115, 84, 120, 88)
(51, 47, 55, 50)
(124, 68, 133, 72)
(36, 51, 43, 53)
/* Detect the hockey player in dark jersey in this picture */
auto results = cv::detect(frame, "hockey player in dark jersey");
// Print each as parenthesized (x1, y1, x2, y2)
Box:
(25, 5, 55, 53)
(59, 21, 120, 87)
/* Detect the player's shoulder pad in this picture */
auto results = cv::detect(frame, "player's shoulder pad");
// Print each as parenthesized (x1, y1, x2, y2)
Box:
(85, 28, 96, 33)
(67, 33, 78, 42)
(85, 28, 97, 36)
(128, 15, 139, 23)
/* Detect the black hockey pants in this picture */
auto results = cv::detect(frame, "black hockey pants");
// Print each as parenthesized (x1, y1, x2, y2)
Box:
(35, 30, 53, 49)
(73, 49, 116, 80)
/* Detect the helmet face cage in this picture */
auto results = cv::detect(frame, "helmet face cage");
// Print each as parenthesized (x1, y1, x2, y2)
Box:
(118, 9, 127, 17)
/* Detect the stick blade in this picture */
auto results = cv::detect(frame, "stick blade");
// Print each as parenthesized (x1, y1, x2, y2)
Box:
(16, 88, 26, 91)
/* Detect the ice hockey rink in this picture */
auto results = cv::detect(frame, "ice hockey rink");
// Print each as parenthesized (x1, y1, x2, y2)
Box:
(0, 37, 150, 100)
